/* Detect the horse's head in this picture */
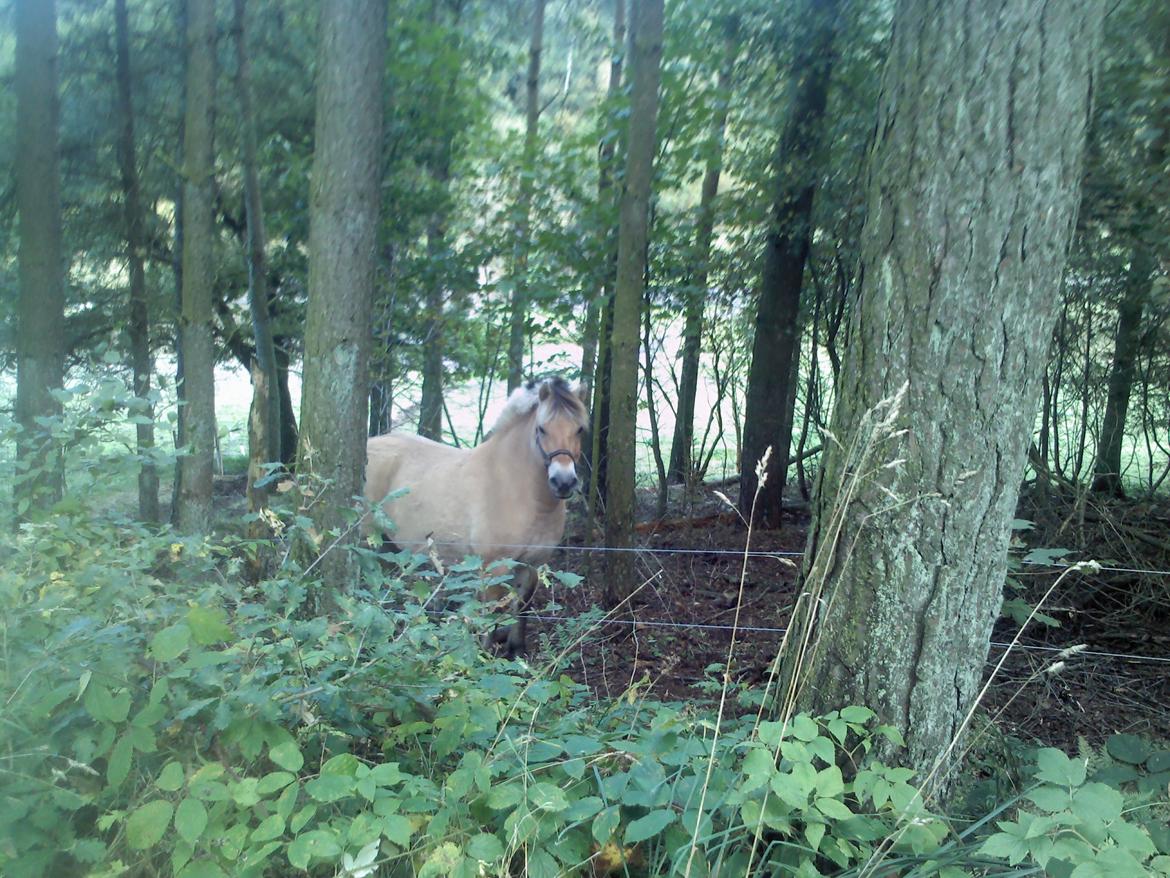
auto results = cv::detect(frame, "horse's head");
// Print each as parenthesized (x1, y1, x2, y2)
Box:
(532, 378, 590, 500)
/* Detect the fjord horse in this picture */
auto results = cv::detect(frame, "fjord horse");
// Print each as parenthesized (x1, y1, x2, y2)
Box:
(364, 377, 589, 656)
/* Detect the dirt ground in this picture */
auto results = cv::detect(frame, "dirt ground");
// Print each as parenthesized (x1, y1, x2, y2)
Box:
(523, 482, 1170, 754)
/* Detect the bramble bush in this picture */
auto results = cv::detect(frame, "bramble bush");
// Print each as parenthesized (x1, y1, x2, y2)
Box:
(1, 396, 1168, 876)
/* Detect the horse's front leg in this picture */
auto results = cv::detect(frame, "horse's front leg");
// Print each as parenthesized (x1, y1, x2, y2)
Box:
(482, 564, 537, 658)
(504, 564, 537, 658)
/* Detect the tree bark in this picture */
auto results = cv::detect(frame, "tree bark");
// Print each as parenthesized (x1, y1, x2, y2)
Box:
(739, 0, 840, 527)
(668, 22, 736, 485)
(174, 0, 217, 534)
(506, 0, 546, 392)
(297, 0, 386, 591)
(603, 0, 664, 605)
(777, 0, 1103, 781)
(114, 0, 160, 524)
(580, 0, 625, 396)
(1092, 246, 1153, 496)
(585, 0, 627, 523)
(232, 0, 282, 517)
(14, 0, 65, 519)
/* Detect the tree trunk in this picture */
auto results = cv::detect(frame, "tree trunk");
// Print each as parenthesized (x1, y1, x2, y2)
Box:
(668, 25, 735, 486)
(174, 0, 217, 534)
(603, 0, 664, 605)
(1092, 246, 1153, 496)
(232, 0, 282, 518)
(777, 0, 1102, 782)
(580, 0, 625, 396)
(506, 0, 546, 392)
(585, 1, 627, 523)
(114, 0, 160, 524)
(14, 0, 65, 520)
(297, 0, 385, 591)
(739, 0, 840, 527)
(275, 338, 299, 462)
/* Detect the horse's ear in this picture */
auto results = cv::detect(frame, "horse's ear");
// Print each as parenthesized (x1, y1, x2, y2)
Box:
(537, 380, 551, 401)
(574, 381, 589, 403)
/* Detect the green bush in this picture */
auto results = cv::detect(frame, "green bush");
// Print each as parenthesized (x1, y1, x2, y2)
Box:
(1, 403, 1167, 876)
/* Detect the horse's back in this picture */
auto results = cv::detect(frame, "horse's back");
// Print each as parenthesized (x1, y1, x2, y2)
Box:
(365, 432, 475, 552)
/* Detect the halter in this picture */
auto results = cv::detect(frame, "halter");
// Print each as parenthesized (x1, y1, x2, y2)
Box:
(535, 427, 577, 466)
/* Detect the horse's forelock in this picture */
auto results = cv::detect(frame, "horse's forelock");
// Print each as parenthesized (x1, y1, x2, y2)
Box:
(536, 377, 589, 429)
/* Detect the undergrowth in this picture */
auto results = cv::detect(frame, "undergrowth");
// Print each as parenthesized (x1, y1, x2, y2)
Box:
(1, 390, 1168, 877)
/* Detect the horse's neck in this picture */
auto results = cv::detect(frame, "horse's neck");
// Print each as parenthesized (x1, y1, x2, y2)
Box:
(476, 417, 561, 512)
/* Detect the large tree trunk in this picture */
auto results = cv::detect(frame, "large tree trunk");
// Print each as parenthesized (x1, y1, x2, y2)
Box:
(114, 0, 160, 524)
(777, 0, 1102, 781)
(739, 0, 840, 527)
(297, 0, 385, 591)
(232, 0, 282, 518)
(668, 23, 735, 485)
(603, 0, 664, 605)
(14, 0, 65, 519)
(174, 0, 217, 534)
(1092, 246, 1153, 496)
(506, 0, 546, 392)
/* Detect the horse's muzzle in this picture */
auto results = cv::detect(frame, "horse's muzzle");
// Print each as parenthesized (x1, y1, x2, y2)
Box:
(548, 471, 578, 498)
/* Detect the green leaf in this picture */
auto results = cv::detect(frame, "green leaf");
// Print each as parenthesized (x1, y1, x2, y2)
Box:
(1109, 818, 1157, 856)
(381, 814, 413, 847)
(625, 809, 675, 844)
(814, 765, 844, 798)
(485, 783, 524, 810)
(1107, 734, 1152, 766)
(287, 830, 341, 869)
(176, 861, 227, 878)
(980, 831, 1030, 865)
(1071, 782, 1124, 824)
(466, 833, 504, 862)
(174, 797, 208, 845)
(592, 805, 621, 844)
(1026, 784, 1072, 812)
(1146, 751, 1170, 773)
(563, 735, 604, 756)
(157, 762, 185, 792)
(107, 736, 132, 788)
(1035, 748, 1087, 787)
(269, 741, 304, 772)
(250, 814, 285, 843)
(186, 605, 233, 644)
(805, 820, 825, 853)
(840, 706, 874, 724)
(127, 800, 174, 850)
(418, 841, 463, 878)
(791, 715, 819, 742)
(529, 782, 569, 812)
(257, 771, 295, 796)
(306, 774, 353, 802)
(150, 624, 191, 661)
(564, 796, 604, 822)
(741, 747, 775, 791)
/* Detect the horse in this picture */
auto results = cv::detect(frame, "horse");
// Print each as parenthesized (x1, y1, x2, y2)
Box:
(364, 376, 590, 656)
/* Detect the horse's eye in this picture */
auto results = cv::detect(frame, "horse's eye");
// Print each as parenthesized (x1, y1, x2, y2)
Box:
(536, 426, 546, 436)
(577, 426, 585, 435)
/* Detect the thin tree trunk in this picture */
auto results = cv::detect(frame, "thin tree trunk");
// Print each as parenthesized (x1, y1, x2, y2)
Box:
(14, 0, 65, 519)
(580, 0, 626, 395)
(506, 0, 546, 392)
(114, 0, 160, 524)
(740, 0, 841, 528)
(1092, 246, 1153, 496)
(296, 0, 386, 593)
(643, 292, 668, 519)
(232, 0, 282, 518)
(586, 0, 628, 523)
(603, 0, 664, 605)
(777, 0, 1102, 781)
(668, 23, 736, 486)
(174, 0, 217, 534)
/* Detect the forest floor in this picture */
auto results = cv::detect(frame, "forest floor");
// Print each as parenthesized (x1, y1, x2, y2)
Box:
(529, 481, 1170, 755)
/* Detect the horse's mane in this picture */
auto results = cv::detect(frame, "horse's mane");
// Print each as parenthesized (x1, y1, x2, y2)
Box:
(489, 377, 589, 436)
